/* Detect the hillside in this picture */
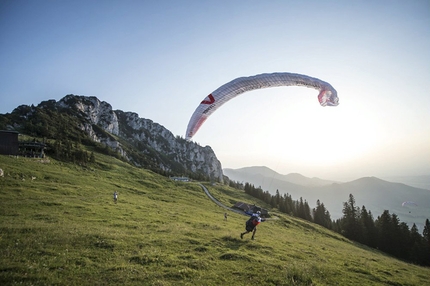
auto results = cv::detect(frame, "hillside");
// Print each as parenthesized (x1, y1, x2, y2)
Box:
(1, 153, 429, 285)
(0, 94, 223, 182)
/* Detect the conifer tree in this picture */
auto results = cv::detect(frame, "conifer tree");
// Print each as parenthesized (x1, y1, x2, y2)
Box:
(375, 210, 392, 254)
(313, 200, 332, 229)
(359, 206, 377, 248)
(424, 219, 430, 246)
(341, 194, 362, 241)
(275, 189, 281, 208)
(410, 224, 425, 264)
(423, 219, 430, 265)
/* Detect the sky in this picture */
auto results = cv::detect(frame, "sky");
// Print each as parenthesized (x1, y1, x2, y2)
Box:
(1, 0, 429, 182)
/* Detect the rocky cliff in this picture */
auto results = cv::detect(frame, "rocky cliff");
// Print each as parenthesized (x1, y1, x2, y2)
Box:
(7, 94, 224, 182)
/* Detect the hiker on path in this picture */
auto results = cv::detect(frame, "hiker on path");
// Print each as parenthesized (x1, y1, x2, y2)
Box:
(113, 191, 118, 204)
(240, 211, 262, 240)
(224, 212, 228, 221)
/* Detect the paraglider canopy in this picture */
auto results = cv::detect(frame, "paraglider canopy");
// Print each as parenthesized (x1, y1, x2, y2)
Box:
(185, 72, 339, 140)
(402, 201, 418, 207)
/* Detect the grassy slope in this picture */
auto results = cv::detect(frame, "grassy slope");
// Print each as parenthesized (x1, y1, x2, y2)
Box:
(0, 153, 429, 286)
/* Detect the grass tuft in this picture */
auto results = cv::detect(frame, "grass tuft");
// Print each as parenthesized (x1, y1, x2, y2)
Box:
(219, 252, 251, 261)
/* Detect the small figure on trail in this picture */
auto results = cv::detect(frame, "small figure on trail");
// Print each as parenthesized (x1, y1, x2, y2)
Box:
(224, 212, 228, 221)
(113, 191, 118, 204)
(240, 211, 262, 240)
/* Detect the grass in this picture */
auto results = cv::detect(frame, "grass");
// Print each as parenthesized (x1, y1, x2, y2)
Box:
(1, 153, 429, 285)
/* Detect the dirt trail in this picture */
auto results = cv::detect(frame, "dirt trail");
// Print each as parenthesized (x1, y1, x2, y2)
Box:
(197, 183, 247, 216)
(197, 183, 278, 221)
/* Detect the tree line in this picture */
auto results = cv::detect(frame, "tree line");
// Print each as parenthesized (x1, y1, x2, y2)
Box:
(337, 194, 429, 265)
(230, 181, 430, 266)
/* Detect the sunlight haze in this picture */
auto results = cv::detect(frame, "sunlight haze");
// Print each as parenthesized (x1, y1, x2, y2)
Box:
(1, 0, 429, 182)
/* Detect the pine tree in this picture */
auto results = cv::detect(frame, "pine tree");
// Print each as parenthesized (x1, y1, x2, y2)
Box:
(341, 194, 362, 241)
(313, 200, 332, 229)
(359, 207, 377, 248)
(275, 189, 281, 208)
(303, 200, 312, 222)
(423, 219, 430, 266)
(324, 208, 332, 229)
(424, 219, 430, 246)
(410, 224, 425, 264)
(279, 195, 287, 213)
(396, 221, 411, 259)
(375, 210, 392, 254)
(298, 197, 306, 219)
(284, 193, 293, 215)
(313, 200, 324, 225)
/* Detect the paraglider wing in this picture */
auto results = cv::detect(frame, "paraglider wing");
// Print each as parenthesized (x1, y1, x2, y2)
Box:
(402, 201, 418, 207)
(185, 72, 339, 140)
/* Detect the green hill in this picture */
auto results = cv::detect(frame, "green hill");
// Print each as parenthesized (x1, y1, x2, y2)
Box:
(1, 153, 429, 285)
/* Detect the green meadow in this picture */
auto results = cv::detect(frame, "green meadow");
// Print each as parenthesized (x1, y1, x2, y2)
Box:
(1, 153, 429, 285)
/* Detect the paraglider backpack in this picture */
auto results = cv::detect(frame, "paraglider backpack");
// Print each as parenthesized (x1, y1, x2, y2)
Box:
(246, 216, 259, 228)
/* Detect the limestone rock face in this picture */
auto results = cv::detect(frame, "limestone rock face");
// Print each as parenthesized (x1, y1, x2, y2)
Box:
(58, 95, 223, 182)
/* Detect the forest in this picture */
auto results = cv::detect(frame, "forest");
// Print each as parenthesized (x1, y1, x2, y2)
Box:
(229, 181, 430, 266)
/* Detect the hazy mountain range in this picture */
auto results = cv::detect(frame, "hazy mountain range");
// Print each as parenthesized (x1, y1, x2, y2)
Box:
(224, 166, 430, 231)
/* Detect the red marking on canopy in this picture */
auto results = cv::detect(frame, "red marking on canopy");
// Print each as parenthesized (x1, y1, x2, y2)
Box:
(201, 94, 215, 104)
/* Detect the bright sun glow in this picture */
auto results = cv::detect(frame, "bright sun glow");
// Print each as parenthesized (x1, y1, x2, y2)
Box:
(200, 87, 383, 167)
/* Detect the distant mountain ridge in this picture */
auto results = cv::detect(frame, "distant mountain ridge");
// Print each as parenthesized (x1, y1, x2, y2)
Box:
(224, 166, 430, 231)
(380, 175, 430, 190)
(224, 166, 338, 187)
